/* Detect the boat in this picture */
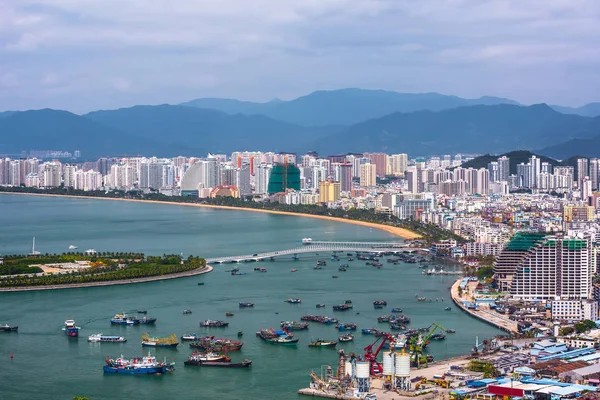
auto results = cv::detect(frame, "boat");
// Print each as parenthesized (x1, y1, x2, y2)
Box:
(181, 334, 198, 341)
(128, 316, 157, 325)
(239, 302, 254, 308)
(316, 304, 326, 308)
(332, 275, 339, 279)
(308, 339, 337, 348)
(0, 324, 18, 332)
(190, 336, 243, 352)
(183, 351, 231, 365)
(137, 310, 147, 314)
(338, 267, 347, 272)
(332, 304, 353, 311)
(417, 297, 426, 302)
(110, 313, 136, 325)
(141, 333, 179, 348)
(226, 312, 234, 317)
(313, 265, 323, 270)
(285, 298, 301, 304)
(200, 320, 229, 327)
(64, 319, 80, 337)
(430, 333, 446, 340)
(197, 282, 205, 286)
(374, 304, 384, 309)
(237, 330, 243, 337)
(231, 271, 247, 276)
(103, 351, 168, 374)
(317, 260, 327, 266)
(301, 315, 338, 324)
(254, 267, 267, 272)
(348, 258, 354, 261)
(185, 358, 252, 368)
(391, 308, 403, 313)
(361, 328, 379, 335)
(256, 328, 289, 341)
(377, 316, 390, 323)
(444, 307, 451, 311)
(336, 323, 357, 331)
(267, 335, 299, 345)
(281, 321, 309, 330)
(373, 300, 387, 306)
(68, 245, 78, 250)
(183, 310, 192, 314)
(291, 268, 298, 272)
(339, 334, 354, 342)
(88, 333, 126, 343)
(445, 329, 456, 333)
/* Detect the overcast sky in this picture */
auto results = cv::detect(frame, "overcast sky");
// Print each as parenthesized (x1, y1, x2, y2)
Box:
(1, 0, 599, 113)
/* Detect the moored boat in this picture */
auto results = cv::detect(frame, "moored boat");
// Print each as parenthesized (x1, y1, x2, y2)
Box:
(377, 316, 390, 323)
(181, 333, 198, 341)
(183, 310, 192, 314)
(110, 313, 136, 325)
(190, 336, 243, 352)
(239, 302, 254, 308)
(88, 333, 126, 343)
(336, 323, 357, 331)
(391, 308, 403, 313)
(267, 335, 299, 345)
(141, 333, 179, 348)
(134, 316, 157, 325)
(184, 351, 231, 364)
(64, 319, 80, 337)
(285, 298, 301, 304)
(103, 351, 168, 374)
(308, 339, 337, 348)
(280, 321, 309, 330)
(316, 304, 325, 308)
(338, 334, 354, 342)
(226, 312, 234, 317)
(185, 359, 252, 368)
(361, 328, 379, 335)
(332, 304, 353, 311)
(0, 324, 18, 332)
(200, 320, 229, 327)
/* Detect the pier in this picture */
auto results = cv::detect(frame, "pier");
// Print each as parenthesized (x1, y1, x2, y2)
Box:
(205, 240, 417, 264)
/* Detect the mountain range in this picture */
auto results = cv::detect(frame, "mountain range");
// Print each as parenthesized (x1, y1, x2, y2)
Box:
(1, 89, 600, 158)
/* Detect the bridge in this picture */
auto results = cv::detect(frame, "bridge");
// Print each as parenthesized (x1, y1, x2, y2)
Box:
(205, 240, 419, 264)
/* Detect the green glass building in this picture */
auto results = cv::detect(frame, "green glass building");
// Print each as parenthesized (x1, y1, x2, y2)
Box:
(267, 163, 301, 194)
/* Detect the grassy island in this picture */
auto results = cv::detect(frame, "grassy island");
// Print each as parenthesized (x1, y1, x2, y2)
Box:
(0, 253, 206, 288)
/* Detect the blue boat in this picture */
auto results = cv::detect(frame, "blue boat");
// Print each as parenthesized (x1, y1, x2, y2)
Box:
(103, 352, 170, 375)
(110, 313, 136, 325)
(336, 323, 357, 331)
(361, 328, 379, 335)
(391, 308, 403, 313)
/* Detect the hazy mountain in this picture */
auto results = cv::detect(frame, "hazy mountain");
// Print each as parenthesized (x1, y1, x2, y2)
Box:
(0, 111, 15, 118)
(460, 150, 560, 174)
(181, 88, 520, 126)
(316, 104, 600, 155)
(551, 103, 600, 117)
(85, 104, 336, 154)
(0, 109, 178, 157)
(539, 118, 600, 159)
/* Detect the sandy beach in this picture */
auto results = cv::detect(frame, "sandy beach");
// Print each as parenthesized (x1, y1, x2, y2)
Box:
(1, 192, 420, 239)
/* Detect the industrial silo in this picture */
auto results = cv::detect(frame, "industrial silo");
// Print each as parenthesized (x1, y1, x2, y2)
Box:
(394, 351, 411, 391)
(355, 362, 371, 393)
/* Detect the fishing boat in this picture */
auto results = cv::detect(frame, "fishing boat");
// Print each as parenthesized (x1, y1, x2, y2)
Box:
(197, 282, 205, 286)
(267, 335, 299, 345)
(348, 257, 354, 261)
(339, 334, 354, 342)
(308, 339, 337, 348)
(332, 304, 353, 311)
(444, 307, 451, 311)
(184, 351, 231, 365)
(237, 330, 243, 337)
(185, 358, 252, 368)
(332, 275, 339, 279)
(291, 268, 298, 272)
(316, 304, 326, 308)
(190, 336, 243, 352)
(141, 333, 179, 348)
(373, 300, 387, 306)
(129, 316, 156, 325)
(181, 333, 198, 341)
(183, 310, 192, 314)
(446, 329, 456, 333)
(239, 302, 254, 308)
(285, 298, 301, 304)
(137, 310, 147, 314)
(103, 351, 168, 374)
(361, 328, 379, 335)
(430, 333, 446, 340)
(417, 297, 426, 302)
(63, 319, 80, 337)
(377, 316, 390, 323)
(338, 267, 347, 272)
(317, 260, 327, 266)
(253, 267, 267, 272)
(313, 265, 323, 270)
(200, 320, 229, 327)
(0, 324, 18, 332)
(281, 321, 309, 330)
(226, 312, 234, 317)
(110, 313, 136, 325)
(88, 333, 126, 343)
(391, 308, 403, 313)
(336, 323, 357, 331)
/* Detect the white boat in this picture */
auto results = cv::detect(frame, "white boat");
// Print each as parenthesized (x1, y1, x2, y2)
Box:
(88, 333, 127, 343)
(69, 245, 78, 250)
(181, 333, 198, 341)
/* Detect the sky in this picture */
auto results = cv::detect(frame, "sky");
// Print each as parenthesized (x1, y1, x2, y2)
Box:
(1, 0, 599, 113)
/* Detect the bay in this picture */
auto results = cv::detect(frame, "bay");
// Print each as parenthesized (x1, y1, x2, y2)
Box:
(0, 194, 502, 400)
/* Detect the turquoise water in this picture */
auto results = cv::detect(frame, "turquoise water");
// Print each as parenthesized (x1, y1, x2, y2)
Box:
(0, 194, 502, 400)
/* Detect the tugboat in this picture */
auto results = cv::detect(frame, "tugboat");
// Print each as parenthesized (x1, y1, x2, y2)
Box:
(200, 320, 229, 328)
(308, 339, 337, 348)
(141, 333, 179, 348)
(183, 351, 231, 364)
(181, 333, 198, 341)
(103, 351, 168, 374)
(285, 298, 301, 304)
(239, 302, 254, 308)
(88, 333, 126, 343)
(64, 319, 80, 337)
(338, 334, 354, 342)
(0, 324, 18, 332)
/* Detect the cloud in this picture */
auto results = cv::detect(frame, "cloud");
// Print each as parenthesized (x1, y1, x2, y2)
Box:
(1, 0, 600, 112)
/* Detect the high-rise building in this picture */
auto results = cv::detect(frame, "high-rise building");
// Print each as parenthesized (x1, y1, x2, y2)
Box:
(577, 158, 589, 188)
(359, 163, 377, 187)
(529, 155, 541, 188)
(487, 161, 499, 182)
(389, 154, 408, 176)
(590, 158, 599, 190)
(497, 156, 510, 182)
(255, 164, 273, 195)
(406, 168, 418, 194)
(267, 163, 301, 194)
(363, 153, 388, 177)
(352, 157, 371, 178)
(339, 162, 353, 192)
(319, 180, 341, 203)
(237, 163, 251, 196)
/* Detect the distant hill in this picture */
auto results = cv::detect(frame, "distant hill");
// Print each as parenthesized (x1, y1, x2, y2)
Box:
(460, 151, 560, 174)
(316, 104, 600, 155)
(540, 126, 600, 159)
(551, 103, 600, 117)
(0, 111, 15, 118)
(85, 104, 335, 154)
(0, 109, 181, 157)
(181, 88, 520, 126)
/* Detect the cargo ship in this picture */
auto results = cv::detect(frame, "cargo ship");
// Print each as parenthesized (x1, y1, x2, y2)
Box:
(88, 333, 126, 343)
(103, 351, 169, 374)
(0, 324, 18, 332)
(141, 333, 179, 348)
(63, 319, 80, 337)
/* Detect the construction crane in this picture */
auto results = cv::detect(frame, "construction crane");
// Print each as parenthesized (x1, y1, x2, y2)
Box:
(409, 322, 447, 369)
(363, 332, 395, 375)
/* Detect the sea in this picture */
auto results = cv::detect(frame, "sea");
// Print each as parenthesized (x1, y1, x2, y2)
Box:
(0, 194, 502, 400)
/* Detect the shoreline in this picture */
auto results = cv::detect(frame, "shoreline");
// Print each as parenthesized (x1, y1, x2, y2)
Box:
(0, 265, 213, 292)
(0, 192, 420, 239)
